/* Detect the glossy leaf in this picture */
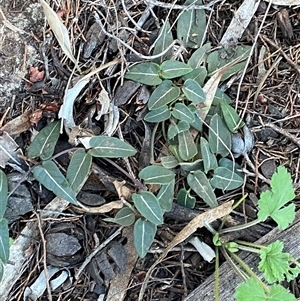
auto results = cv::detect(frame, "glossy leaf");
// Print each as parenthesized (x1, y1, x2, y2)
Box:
(153, 21, 173, 64)
(157, 179, 175, 212)
(148, 80, 180, 110)
(210, 166, 244, 190)
(124, 62, 162, 85)
(188, 43, 211, 68)
(132, 192, 163, 225)
(134, 218, 156, 258)
(66, 149, 92, 191)
(182, 79, 206, 103)
(182, 67, 207, 87)
(187, 170, 217, 207)
(33, 160, 77, 205)
(139, 166, 175, 184)
(27, 121, 60, 160)
(0, 218, 9, 263)
(144, 105, 171, 123)
(104, 207, 135, 226)
(200, 137, 218, 173)
(177, 0, 206, 48)
(88, 136, 137, 158)
(161, 156, 179, 169)
(208, 114, 232, 157)
(220, 101, 245, 133)
(171, 103, 195, 123)
(177, 188, 196, 208)
(160, 60, 193, 79)
(0, 170, 8, 220)
(178, 130, 198, 161)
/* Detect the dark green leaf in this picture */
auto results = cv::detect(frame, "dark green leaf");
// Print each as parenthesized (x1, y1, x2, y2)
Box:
(160, 60, 193, 79)
(134, 218, 156, 258)
(88, 136, 137, 158)
(177, 0, 206, 48)
(171, 103, 195, 123)
(200, 137, 218, 173)
(27, 121, 60, 160)
(148, 80, 180, 110)
(0, 170, 8, 220)
(33, 160, 77, 204)
(182, 67, 207, 87)
(212, 88, 232, 106)
(179, 159, 203, 172)
(187, 170, 217, 207)
(167, 121, 190, 140)
(104, 207, 135, 226)
(139, 166, 175, 184)
(210, 166, 244, 190)
(188, 104, 203, 131)
(0, 218, 9, 263)
(177, 188, 196, 208)
(144, 105, 171, 123)
(188, 43, 211, 68)
(208, 114, 232, 157)
(220, 101, 245, 133)
(178, 130, 198, 161)
(124, 62, 161, 85)
(182, 79, 205, 103)
(161, 156, 179, 169)
(132, 192, 163, 225)
(157, 179, 175, 212)
(169, 145, 183, 162)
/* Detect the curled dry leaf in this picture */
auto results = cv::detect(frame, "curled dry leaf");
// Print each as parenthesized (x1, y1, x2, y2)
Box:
(0, 110, 32, 136)
(75, 200, 123, 214)
(113, 180, 132, 200)
(29, 67, 44, 83)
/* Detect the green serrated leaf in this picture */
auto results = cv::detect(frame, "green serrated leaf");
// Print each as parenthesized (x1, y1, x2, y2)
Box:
(220, 101, 245, 133)
(148, 80, 180, 110)
(160, 60, 193, 79)
(188, 43, 211, 68)
(161, 156, 179, 169)
(182, 79, 206, 103)
(177, 188, 196, 209)
(200, 137, 218, 173)
(268, 284, 297, 301)
(124, 62, 162, 85)
(178, 130, 198, 161)
(210, 166, 244, 190)
(134, 218, 156, 258)
(157, 179, 175, 212)
(88, 136, 137, 158)
(187, 170, 217, 207)
(171, 103, 195, 123)
(0, 170, 8, 220)
(33, 160, 77, 204)
(0, 218, 9, 263)
(258, 166, 296, 230)
(27, 121, 60, 160)
(177, 0, 206, 48)
(139, 166, 175, 185)
(144, 105, 171, 123)
(153, 21, 173, 64)
(132, 192, 163, 225)
(66, 149, 92, 191)
(104, 207, 135, 226)
(182, 67, 207, 87)
(208, 114, 232, 157)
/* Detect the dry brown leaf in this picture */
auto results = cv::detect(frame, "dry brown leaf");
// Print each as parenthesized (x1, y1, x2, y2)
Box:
(0, 110, 32, 136)
(113, 180, 132, 200)
(75, 200, 123, 213)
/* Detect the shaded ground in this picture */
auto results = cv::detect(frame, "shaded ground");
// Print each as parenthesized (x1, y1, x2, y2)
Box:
(1, 0, 300, 300)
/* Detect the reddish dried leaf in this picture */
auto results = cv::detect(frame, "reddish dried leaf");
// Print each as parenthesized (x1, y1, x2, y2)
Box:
(29, 66, 44, 83)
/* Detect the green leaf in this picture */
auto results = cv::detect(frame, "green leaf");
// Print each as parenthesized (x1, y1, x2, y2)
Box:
(161, 156, 179, 169)
(0, 259, 3, 282)
(157, 179, 175, 212)
(178, 130, 198, 161)
(124, 62, 162, 85)
(212, 88, 232, 106)
(220, 101, 245, 133)
(0, 219, 9, 263)
(187, 170, 217, 207)
(200, 137, 218, 173)
(144, 105, 171, 123)
(268, 284, 297, 301)
(0, 171, 8, 220)
(139, 166, 175, 185)
(160, 60, 193, 79)
(188, 43, 211, 68)
(132, 192, 163, 225)
(182, 79, 205, 103)
(171, 103, 195, 123)
(33, 160, 77, 205)
(177, 188, 196, 208)
(179, 159, 203, 172)
(258, 166, 296, 230)
(182, 67, 207, 86)
(188, 104, 203, 131)
(210, 166, 244, 190)
(208, 114, 232, 157)
(153, 21, 173, 64)
(66, 149, 92, 191)
(88, 136, 137, 158)
(167, 121, 190, 140)
(27, 121, 60, 160)
(134, 218, 156, 258)
(177, 0, 206, 48)
(104, 207, 135, 226)
(259, 240, 300, 283)
(148, 80, 180, 110)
